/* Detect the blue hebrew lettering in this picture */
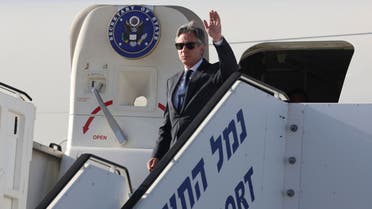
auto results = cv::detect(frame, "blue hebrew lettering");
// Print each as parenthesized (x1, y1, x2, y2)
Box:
(210, 135, 224, 172)
(170, 193, 177, 209)
(244, 167, 255, 202)
(177, 177, 195, 209)
(236, 109, 247, 143)
(223, 120, 239, 159)
(234, 181, 249, 209)
(162, 203, 169, 209)
(191, 158, 208, 200)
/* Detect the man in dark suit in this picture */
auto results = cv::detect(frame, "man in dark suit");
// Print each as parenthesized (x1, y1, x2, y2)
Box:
(147, 10, 238, 171)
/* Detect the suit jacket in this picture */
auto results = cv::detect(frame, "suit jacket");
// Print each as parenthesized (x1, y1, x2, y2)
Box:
(152, 38, 238, 159)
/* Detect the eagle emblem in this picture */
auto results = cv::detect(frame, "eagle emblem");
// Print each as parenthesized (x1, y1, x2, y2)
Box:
(122, 16, 146, 46)
(108, 6, 160, 59)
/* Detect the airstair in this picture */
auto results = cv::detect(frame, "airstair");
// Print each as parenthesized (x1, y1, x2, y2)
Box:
(36, 71, 372, 209)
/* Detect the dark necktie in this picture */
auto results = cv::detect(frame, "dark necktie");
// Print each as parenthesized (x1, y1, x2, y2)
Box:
(184, 70, 193, 86)
(175, 70, 193, 111)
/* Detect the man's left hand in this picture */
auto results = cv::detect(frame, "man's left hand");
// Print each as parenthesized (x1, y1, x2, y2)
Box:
(203, 10, 222, 42)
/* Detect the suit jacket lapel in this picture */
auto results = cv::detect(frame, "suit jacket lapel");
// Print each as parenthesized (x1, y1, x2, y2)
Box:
(181, 59, 207, 112)
(170, 71, 183, 113)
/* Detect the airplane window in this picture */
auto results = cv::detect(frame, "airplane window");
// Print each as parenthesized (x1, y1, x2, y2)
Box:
(116, 68, 156, 108)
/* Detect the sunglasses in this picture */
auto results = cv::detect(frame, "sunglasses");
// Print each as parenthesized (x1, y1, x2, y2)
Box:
(175, 42, 200, 50)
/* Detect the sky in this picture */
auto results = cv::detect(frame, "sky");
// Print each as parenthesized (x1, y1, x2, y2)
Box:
(0, 0, 371, 145)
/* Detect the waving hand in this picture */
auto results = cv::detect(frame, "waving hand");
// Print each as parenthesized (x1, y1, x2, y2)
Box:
(203, 10, 222, 42)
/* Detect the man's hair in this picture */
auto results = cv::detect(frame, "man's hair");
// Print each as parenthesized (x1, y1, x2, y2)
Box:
(175, 21, 206, 45)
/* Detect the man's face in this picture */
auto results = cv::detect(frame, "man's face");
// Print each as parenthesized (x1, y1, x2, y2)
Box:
(176, 32, 205, 68)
